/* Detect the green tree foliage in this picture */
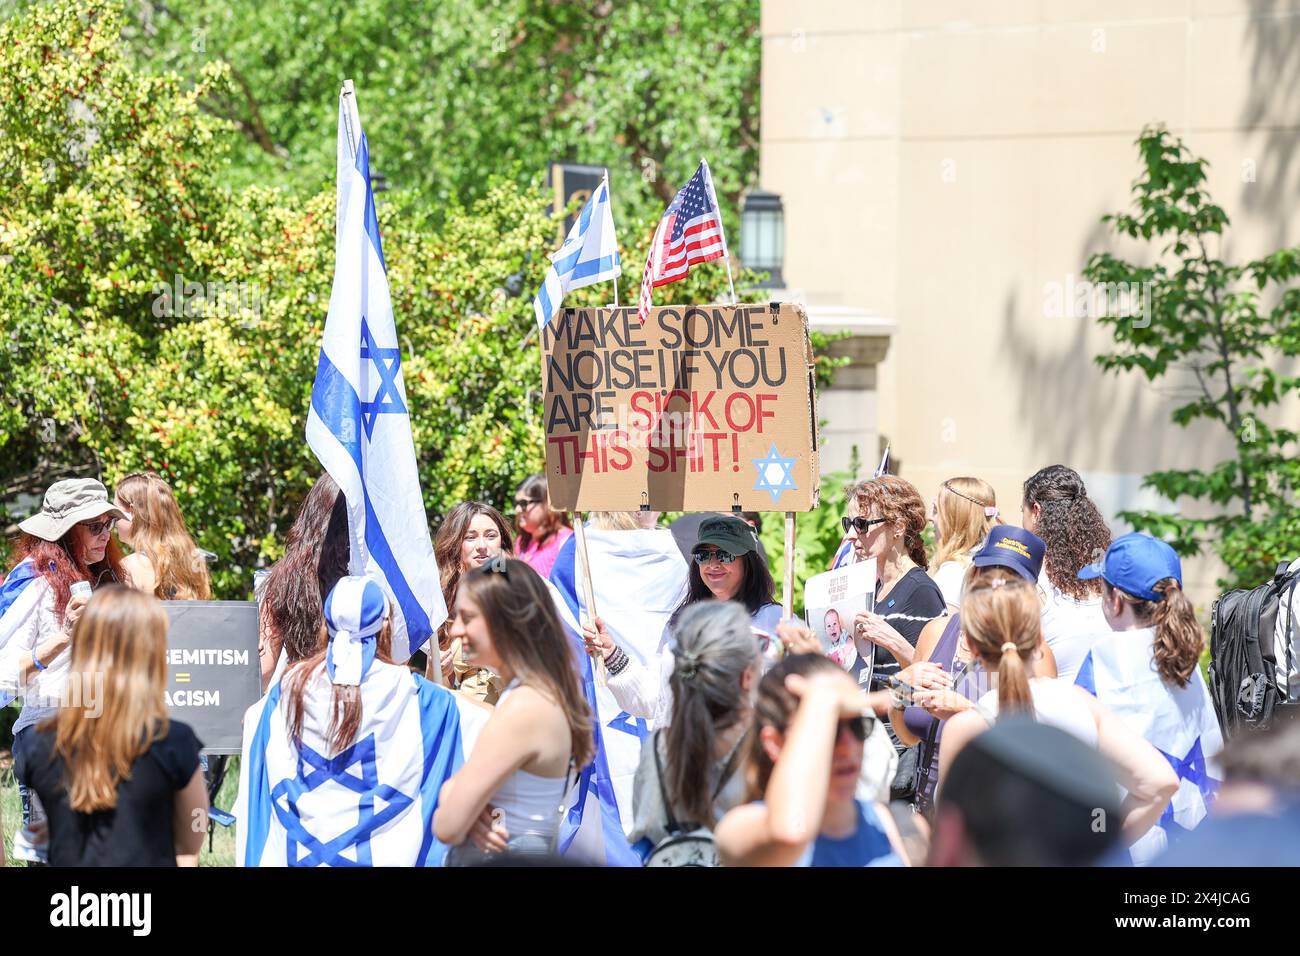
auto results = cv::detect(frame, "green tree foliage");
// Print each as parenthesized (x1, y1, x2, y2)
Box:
(1084, 126, 1300, 588)
(121, 0, 760, 229)
(2, 0, 826, 600)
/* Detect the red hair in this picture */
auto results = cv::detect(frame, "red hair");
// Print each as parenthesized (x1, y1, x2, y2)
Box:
(12, 532, 125, 626)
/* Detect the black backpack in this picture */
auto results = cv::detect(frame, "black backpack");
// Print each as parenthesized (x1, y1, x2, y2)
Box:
(1208, 559, 1300, 738)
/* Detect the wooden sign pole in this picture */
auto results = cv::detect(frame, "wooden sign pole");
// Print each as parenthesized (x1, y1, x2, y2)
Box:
(782, 511, 796, 621)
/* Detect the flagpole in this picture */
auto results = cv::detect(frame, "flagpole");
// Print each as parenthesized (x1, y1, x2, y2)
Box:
(340, 79, 358, 161)
(572, 513, 606, 683)
(724, 255, 738, 306)
(604, 168, 620, 310)
(782, 512, 796, 620)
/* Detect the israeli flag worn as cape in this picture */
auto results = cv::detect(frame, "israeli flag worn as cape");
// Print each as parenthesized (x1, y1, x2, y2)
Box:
(1074, 628, 1224, 865)
(549, 527, 688, 866)
(235, 662, 488, 866)
(533, 173, 622, 330)
(306, 82, 443, 662)
(0, 559, 41, 707)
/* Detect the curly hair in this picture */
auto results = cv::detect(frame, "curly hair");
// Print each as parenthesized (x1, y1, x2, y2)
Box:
(848, 475, 930, 570)
(1022, 465, 1111, 600)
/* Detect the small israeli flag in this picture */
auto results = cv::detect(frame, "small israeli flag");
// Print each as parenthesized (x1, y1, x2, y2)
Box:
(0, 559, 42, 707)
(533, 173, 622, 330)
(1075, 628, 1224, 865)
(305, 81, 443, 661)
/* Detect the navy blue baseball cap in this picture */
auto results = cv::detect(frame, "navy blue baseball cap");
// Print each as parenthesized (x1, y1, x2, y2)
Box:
(1077, 532, 1181, 602)
(971, 526, 1046, 583)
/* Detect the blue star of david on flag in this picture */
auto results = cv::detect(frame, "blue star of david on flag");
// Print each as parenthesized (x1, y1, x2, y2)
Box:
(359, 318, 407, 440)
(1155, 736, 1218, 835)
(607, 711, 651, 741)
(270, 734, 412, 867)
(752, 443, 798, 503)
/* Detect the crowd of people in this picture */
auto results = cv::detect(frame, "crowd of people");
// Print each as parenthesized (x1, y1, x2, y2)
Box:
(1, 463, 1294, 868)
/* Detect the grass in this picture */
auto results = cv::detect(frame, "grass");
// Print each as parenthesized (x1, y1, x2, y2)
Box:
(0, 749, 238, 867)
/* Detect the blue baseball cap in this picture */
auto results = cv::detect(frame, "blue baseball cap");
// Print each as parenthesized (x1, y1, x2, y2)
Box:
(1077, 532, 1181, 602)
(971, 526, 1046, 583)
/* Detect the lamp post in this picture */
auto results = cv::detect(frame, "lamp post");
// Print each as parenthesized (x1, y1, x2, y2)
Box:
(740, 190, 784, 288)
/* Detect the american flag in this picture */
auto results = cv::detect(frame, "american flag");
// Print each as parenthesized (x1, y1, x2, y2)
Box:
(636, 160, 729, 324)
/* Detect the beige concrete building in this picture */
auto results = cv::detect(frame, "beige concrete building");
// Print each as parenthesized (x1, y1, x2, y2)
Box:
(761, 0, 1300, 595)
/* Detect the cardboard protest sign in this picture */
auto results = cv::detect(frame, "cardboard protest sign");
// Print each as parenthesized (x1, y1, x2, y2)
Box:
(804, 558, 876, 676)
(541, 302, 819, 512)
(162, 601, 262, 754)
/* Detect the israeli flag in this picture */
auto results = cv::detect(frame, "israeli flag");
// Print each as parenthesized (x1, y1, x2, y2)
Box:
(0, 559, 42, 707)
(1075, 628, 1224, 865)
(234, 662, 488, 867)
(533, 173, 622, 330)
(306, 82, 443, 662)
(549, 527, 688, 865)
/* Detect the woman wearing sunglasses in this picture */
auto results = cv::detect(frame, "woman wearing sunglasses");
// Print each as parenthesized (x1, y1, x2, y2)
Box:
(583, 515, 782, 724)
(512, 474, 572, 580)
(715, 653, 908, 867)
(0, 478, 126, 861)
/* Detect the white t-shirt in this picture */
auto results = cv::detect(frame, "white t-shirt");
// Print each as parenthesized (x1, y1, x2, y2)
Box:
(977, 678, 1098, 747)
(1038, 572, 1110, 684)
(931, 560, 969, 610)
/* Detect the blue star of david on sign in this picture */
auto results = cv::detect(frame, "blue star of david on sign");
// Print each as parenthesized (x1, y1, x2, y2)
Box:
(270, 733, 412, 867)
(752, 443, 798, 503)
(607, 711, 651, 740)
(360, 319, 407, 440)
(1154, 736, 1218, 835)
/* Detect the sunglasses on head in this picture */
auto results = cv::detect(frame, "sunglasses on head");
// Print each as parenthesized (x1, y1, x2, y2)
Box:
(80, 517, 117, 536)
(841, 516, 888, 535)
(692, 548, 738, 565)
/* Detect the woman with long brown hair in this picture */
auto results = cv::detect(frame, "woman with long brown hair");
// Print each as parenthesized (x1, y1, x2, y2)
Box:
(114, 471, 211, 600)
(257, 474, 350, 688)
(431, 501, 514, 701)
(1077, 532, 1225, 864)
(1022, 464, 1113, 682)
(434, 557, 593, 861)
(512, 473, 572, 579)
(937, 573, 1178, 849)
(14, 586, 208, 866)
(237, 575, 480, 867)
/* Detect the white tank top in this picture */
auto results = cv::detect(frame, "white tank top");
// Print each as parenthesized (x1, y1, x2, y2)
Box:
(490, 683, 569, 844)
(977, 678, 1098, 747)
(1038, 575, 1110, 684)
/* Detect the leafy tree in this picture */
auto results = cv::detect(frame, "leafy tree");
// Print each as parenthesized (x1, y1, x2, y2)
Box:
(1084, 126, 1300, 588)
(2, 0, 833, 600)
(120, 0, 760, 229)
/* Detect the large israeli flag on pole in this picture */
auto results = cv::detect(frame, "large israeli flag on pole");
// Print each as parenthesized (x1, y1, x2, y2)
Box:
(306, 81, 443, 662)
(549, 527, 688, 865)
(533, 173, 622, 330)
(1075, 628, 1224, 865)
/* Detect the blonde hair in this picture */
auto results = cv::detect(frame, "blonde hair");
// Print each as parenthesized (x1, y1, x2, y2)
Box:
(588, 511, 642, 531)
(116, 472, 211, 600)
(960, 571, 1041, 718)
(931, 477, 1001, 573)
(46, 586, 171, 812)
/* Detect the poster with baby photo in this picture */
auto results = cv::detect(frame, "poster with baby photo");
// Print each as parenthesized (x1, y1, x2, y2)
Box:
(803, 558, 876, 674)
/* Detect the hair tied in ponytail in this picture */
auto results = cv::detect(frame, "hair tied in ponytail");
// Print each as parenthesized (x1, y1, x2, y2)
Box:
(990, 577, 1008, 589)
(1000, 642, 1018, 655)
(677, 650, 700, 681)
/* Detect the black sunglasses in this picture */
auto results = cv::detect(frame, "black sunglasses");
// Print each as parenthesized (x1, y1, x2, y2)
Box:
(841, 516, 888, 535)
(837, 715, 872, 743)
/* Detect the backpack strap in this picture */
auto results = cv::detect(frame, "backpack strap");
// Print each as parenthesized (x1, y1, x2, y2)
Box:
(1283, 565, 1300, 706)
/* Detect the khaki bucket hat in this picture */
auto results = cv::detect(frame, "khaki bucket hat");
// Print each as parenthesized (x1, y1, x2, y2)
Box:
(18, 478, 128, 542)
